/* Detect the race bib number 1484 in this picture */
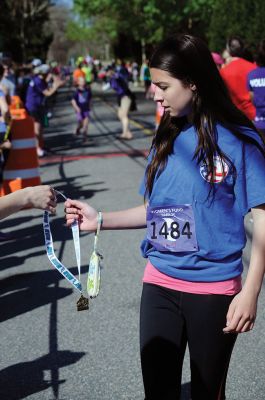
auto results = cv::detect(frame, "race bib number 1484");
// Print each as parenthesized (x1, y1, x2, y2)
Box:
(146, 205, 198, 252)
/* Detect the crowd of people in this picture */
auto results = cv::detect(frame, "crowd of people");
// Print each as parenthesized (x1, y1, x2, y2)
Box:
(1, 33, 265, 399)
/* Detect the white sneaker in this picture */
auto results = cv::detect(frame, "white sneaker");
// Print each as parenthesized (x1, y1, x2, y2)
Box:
(37, 148, 45, 157)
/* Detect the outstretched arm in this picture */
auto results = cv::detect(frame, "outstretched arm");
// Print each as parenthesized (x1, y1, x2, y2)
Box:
(224, 205, 265, 333)
(65, 199, 146, 232)
(0, 186, 57, 220)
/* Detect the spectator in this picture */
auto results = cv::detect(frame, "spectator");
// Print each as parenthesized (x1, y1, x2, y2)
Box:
(25, 64, 64, 157)
(211, 52, 224, 70)
(247, 39, 265, 136)
(220, 36, 256, 120)
(0, 59, 16, 98)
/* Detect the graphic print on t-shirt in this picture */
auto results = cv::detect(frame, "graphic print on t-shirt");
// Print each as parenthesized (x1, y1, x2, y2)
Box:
(200, 156, 229, 183)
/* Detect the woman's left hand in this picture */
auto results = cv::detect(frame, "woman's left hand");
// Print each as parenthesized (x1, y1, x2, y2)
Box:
(223, 289, 257, 334)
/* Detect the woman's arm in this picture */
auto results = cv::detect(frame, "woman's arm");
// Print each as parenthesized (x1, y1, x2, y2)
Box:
(0, 95, 10, 124)
(43, 76, 64, 97)
(65, 199, 146, 232)
(0, 186, 57, 220)
(223, 205, 265, 333)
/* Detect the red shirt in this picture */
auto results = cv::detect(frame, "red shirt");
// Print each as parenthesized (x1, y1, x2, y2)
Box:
(220, 58, 256, 120)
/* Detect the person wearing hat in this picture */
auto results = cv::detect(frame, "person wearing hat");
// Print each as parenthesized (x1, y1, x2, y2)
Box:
(25, 64, 64, 157)
(31, 58, 42, 68)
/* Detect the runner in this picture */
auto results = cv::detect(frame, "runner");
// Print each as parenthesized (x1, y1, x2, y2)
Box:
(71, 76, 92, 144)
(104, 66, 134, 140)
(65, 34, 265, 400)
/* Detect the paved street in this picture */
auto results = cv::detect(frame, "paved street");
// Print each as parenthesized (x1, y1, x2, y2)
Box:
(0, 86, 264, 400)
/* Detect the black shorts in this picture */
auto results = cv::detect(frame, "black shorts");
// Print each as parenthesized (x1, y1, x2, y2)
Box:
(27, 108, 45, 125)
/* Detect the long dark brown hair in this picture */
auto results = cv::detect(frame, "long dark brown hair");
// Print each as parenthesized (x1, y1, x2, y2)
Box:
(145, 34, 265, 198)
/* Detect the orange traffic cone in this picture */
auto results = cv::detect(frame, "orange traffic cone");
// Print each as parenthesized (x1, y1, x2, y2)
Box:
(0, 114, 41, 196)
(9, 108, 28, 119)
(9, 95, 23, 110)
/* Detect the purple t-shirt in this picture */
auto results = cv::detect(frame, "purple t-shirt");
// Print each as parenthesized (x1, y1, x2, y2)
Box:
(247, 67, 265, 130)
(25, 75, 47, 112)
(72, 88, 91, 112)
(110, 74, 129, 97)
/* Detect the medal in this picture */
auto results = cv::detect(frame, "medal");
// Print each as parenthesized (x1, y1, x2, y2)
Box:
(77, 294, 89, 311)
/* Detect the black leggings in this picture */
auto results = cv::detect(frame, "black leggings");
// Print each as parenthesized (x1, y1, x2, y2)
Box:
(140, 283, 237, 400)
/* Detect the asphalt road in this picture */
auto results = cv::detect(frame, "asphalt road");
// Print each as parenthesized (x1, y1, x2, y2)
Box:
(0, 85, 264, 400)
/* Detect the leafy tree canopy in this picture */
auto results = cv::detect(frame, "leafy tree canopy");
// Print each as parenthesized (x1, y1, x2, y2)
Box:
(0, 0, 53, 63)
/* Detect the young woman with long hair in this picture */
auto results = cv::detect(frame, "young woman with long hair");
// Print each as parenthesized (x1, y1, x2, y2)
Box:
(65, 34, 265, 400)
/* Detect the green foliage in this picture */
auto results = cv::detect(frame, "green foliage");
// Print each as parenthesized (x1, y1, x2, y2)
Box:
(71, 0, 215, 48)
(69, 0, 265, 60)
(208, 0, 265, 52)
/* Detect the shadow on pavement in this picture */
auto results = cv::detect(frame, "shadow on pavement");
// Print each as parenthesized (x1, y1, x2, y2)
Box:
(181, 382, 191, 399)
(0, 268, 74, 322)
(0, 350, 85, 400)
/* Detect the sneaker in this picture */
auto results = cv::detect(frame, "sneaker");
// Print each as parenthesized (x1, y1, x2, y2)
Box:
(37, 148, 47, 157)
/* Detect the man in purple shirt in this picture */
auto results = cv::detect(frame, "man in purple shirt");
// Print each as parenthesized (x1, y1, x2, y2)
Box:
(25, 64, 64, 157)
(247, 39, 265, 134)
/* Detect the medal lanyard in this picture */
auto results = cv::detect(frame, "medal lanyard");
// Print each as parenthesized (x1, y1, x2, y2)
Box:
(43, 190, 83, 293)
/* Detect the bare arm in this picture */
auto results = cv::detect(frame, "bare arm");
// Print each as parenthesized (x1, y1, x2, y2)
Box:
(71, 99, 81, 113)
(101, 205, 147, 230)
(242, 206, 265, 295)
(224, 205, 265, 333)
(43, 77, 64, 97)
(65, 199, 146, 232)
(0, 95, 10, 124)
(0, 186, 57, 220)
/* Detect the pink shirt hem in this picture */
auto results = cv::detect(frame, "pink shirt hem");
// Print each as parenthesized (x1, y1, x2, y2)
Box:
(143, 261, 242, 295)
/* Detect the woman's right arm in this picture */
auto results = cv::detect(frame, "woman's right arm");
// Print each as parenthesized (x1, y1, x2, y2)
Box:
(65, 199, 146, 232)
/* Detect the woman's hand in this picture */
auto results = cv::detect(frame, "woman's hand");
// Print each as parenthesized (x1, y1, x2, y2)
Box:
(25, 185, 57, 213)
(223, 289, 258, 334)
(64, 199, 98, 231)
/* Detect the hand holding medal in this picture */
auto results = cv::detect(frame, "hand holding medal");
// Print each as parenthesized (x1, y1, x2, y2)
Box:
(62, 196, 104, 304)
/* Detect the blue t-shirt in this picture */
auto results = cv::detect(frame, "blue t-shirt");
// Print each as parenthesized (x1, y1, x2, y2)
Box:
(247, 67, 265, 130)
(140, 123, 265, 282)
(72, 87, 91, 112)
(25, 75, 47, 112)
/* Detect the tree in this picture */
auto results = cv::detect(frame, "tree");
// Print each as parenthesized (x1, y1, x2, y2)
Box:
(46, 4, 74, 64)
(208, 0, 265, 53)
(69, 0, 215, 61)
(0, 0, 53, 63)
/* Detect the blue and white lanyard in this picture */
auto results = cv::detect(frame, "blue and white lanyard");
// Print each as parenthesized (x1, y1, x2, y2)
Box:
(43, 190, 83, 294)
